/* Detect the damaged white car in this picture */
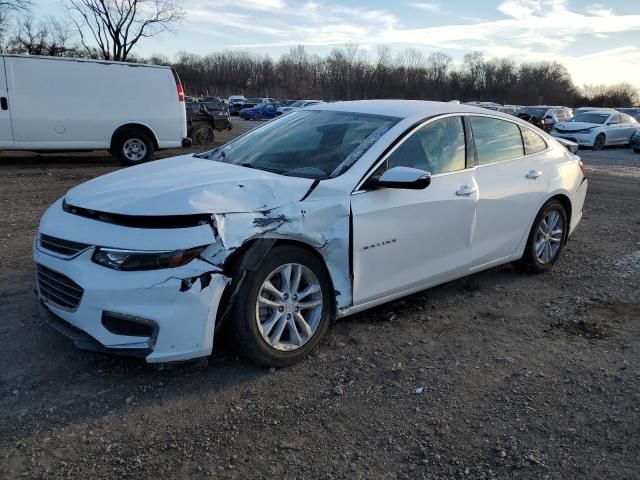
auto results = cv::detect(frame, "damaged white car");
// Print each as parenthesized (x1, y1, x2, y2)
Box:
(34, 101, 588, 366)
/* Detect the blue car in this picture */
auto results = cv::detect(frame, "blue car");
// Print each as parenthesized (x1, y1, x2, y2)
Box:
(631, 130, 640, 153)
(239, 102, 279, 120)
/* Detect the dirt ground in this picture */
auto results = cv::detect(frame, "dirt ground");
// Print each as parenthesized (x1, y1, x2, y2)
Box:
(0, 120, 638, 479)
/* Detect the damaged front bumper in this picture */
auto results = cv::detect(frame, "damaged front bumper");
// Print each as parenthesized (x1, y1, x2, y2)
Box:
(33, 246, 230, 363)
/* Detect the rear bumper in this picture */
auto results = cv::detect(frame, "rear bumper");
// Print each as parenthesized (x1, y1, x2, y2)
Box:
(569, 178, 588, 236)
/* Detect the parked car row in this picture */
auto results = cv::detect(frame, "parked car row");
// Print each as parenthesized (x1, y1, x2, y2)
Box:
(465, 101, 640, 152)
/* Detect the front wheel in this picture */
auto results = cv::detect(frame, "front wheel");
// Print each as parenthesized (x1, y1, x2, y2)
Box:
(228, 245, 332, 367)
(593, 133, 606, 150)
(516, 199, 568, 273)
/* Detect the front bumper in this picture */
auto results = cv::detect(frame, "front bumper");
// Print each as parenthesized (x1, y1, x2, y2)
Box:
(34, 244, 230, 363)
(551, 131, 595, 147)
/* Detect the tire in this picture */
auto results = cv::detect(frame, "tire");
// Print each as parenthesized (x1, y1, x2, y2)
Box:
(227, 245, 332, 367)
(516, 199, 568, 273)
(113, 129, 154, 166)
(593, 133, 605, 150)
(191, 125, 215, 145)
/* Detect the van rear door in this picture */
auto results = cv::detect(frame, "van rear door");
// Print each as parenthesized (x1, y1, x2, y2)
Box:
(0, 57, 14, 147)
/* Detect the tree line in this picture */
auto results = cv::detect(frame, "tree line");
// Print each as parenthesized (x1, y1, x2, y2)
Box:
(1, 1, 637, 107)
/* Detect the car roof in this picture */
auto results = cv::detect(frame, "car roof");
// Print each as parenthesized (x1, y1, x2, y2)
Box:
(307, 100, 507, 119)
(576, 109, 612, 115)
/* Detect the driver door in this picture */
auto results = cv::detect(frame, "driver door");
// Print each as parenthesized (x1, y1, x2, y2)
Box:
(351, 116, 477, 305)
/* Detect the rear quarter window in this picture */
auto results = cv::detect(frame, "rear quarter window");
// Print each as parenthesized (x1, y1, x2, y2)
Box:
(470, 116, 524, 165)
(520, 126, 547, 155)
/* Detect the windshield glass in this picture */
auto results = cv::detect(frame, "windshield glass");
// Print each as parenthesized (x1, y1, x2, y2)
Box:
(571, 113, 610, 124)
(198, 110, 399, 179)
(520, 107, 547, 117)
(289, 101, 305, 107)
(246, 98, 262, 103)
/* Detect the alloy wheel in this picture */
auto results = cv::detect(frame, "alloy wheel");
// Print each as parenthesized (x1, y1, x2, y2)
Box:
(255, 263, 323, 351)
(534, 211, 564, 264)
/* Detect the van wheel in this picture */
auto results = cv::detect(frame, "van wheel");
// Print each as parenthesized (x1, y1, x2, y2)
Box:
(192, 125, 215, 145)
(228, 245, 332, 367)
(113, 130, 154, 165)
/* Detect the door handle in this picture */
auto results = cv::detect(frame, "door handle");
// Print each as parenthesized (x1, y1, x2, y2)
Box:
(0, 97, 7, 110)
(525, 170, 543, 179)
(456, 185, 477, 196)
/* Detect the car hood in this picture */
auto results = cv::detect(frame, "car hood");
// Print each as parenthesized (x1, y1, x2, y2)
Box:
(555, 122, 599, 131)
(65, 155, 314, 216)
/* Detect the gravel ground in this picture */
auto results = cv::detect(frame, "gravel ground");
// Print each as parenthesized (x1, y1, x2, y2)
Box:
(0, 127, 638, 479)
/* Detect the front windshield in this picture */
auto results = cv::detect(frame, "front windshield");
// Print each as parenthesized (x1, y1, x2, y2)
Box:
(247, 98, 262, 103)
(198, 110, 399, 179)
(289, 101, 305, 107)
(571, 113, 609, 124)
(520, 107, 547, 117)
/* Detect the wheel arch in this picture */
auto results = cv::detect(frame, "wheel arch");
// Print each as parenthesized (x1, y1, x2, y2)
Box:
(547, 192, 572, 230)
(222, 237, 339, 320)
(110, 123, 160, 151)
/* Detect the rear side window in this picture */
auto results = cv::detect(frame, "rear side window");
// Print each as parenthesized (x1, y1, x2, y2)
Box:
(386, 116, 466, 175)
(470, 116, 524, 165)
(520, 127, 547, 155)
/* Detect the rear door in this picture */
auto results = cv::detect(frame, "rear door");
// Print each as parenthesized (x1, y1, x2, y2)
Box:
(0, 57, 14, 147)
(351, 115, 477, 304)
(469, 116, 550, 268)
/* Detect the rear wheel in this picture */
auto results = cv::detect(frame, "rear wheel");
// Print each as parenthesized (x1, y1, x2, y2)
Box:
(113, 129, 154, 165)
(516, 199, 568, 273)
(228, 245, 332, 367)
(593, 133, 606, 150)
(192, 125, 215, 145)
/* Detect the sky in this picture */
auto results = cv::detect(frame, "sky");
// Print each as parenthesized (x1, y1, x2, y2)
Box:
(34, 0, 640, 87)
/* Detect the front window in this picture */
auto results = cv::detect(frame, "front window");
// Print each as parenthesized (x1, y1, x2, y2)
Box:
(385, 116, 467, 175)
(571, 113, 609, 124)
(197, 110, 399, 179)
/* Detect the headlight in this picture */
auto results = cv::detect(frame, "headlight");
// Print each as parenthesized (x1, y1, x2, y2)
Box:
(92, 246, 206, 271)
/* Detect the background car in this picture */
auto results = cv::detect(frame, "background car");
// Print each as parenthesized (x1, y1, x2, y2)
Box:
(551, 109, 639, 149)
(517, 106, 573, 132)
(228, 95, 246, 115)
(276, 100, 324, 116)
(617, 107, 640, 122)
(239, 102, 279, 120)
(201, 96, 224, 111)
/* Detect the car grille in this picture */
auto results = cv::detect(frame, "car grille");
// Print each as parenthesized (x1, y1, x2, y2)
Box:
(554, 128, 578, 134)
(39, 234, 90, 257)
(36, 264, 84, 311)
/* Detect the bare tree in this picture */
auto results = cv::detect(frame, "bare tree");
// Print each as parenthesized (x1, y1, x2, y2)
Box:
(0, 0, 32, 44)
(9, 16, 78, 56)
(66, 0, 184, 61)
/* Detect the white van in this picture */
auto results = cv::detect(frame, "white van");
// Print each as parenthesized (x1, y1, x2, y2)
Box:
(0, 55, 190, 164)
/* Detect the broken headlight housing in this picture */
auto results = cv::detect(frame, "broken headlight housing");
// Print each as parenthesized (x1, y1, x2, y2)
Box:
(92, 246, 205, 271)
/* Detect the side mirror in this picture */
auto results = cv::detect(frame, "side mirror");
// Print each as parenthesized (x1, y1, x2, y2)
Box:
(365, 166, 431, 190)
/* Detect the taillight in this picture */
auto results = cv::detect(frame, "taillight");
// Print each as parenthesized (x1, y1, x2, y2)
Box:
(579, 160, 586, 177)
(177, 83, 185, 102)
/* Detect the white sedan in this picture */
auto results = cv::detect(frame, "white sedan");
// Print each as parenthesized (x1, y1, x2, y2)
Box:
(276, 99, 324, 116)
(34, 101, 588, 366)
(551, 109, 639, 149)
